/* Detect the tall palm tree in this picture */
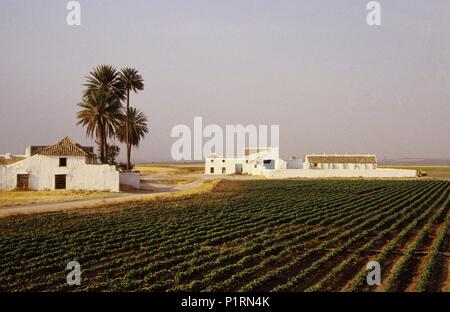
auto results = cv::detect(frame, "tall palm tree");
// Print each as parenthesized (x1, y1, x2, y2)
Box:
(83, 65, 124, 101)
(119, 68, 144, 170)
(76, 90, 122, 163)
(81, 65, 124, 163)
(116, 107, 149, 167)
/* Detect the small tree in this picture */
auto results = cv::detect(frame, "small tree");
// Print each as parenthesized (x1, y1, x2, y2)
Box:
(107, 145, 120, 165)
(95, 140, 120, 165)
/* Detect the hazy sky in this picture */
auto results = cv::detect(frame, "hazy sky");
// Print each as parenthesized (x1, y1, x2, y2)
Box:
(0, 0, 449, 161)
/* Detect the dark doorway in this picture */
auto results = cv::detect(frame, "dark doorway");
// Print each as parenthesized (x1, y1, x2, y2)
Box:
(16, 174, 29, 190)
(55, 174, 66, 190)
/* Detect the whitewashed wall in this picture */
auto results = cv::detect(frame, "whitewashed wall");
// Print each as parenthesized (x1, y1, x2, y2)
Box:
(205, 157, 247, 174)
(0, 155, 120, 192)
(205, 148, 285, 175)
(304, 162, 377, 170)
(265, 168, 417, 179)
(287, 159, 302, 169)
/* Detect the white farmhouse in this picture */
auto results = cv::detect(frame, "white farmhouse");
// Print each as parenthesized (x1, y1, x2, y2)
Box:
(205, 147, 286, 175)
(0, 137, 140, 192)
(205, 148, 417, 178)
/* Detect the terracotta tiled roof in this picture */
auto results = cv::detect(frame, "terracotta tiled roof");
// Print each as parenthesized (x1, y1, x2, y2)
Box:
(306, 155, 377, 164)
(39, 137, 93, 157)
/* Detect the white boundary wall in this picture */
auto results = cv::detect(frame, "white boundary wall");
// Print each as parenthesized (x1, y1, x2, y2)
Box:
(265, 168, 417, 179)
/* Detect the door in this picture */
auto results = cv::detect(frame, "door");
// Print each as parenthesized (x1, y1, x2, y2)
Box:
(16, 174, 29, 190)
(55, 174, 66, 190)
(235, 164, 243, 174)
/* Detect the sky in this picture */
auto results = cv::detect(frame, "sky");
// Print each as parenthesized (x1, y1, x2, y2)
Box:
(0, 0, 449, 162)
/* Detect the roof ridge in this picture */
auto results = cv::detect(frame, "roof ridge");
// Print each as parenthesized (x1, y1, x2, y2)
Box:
(39, 137, 90, 157)
(306, 154, 377, 164)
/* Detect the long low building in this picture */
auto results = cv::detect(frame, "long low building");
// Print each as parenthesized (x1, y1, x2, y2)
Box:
(0, 137, 140, 192)
(303, 154, 377, 170)
(205, 149, 417, 178)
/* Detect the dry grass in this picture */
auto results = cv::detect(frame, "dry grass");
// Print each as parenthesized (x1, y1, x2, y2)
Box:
(379, 165, 450, 180)
(135, 163, 204, 175)
(57, 179, 221, 216)
(150, 179, 220, 200)
(0, 190, 115, 207)
(134, 166, 178, 173)
(136, 163, 204, 185)
(0, 156, 25, 165)
(156, 178, 196, 185)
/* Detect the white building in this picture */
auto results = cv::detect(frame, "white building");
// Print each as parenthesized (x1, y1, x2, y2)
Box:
(205, 148, 417, 178)
(303, 154, 377, 170)
(205, 147, 286, 175)
(0, 137, 140, 192)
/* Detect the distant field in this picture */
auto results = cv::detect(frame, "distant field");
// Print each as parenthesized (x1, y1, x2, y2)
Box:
(380, 165, 450, 179)
(0, 179, 448, 292)
(136, 163, 203, 172)
(135, 163, 203, 175)
(135, 163, 204, 185)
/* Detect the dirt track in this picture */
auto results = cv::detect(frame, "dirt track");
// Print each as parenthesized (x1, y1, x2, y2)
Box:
(0, 170, 260, 219)
(0, 171, 211, 218)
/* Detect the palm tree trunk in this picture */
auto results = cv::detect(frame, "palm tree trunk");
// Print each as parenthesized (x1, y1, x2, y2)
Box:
(103, 131, 108, 164)
(126, 89, 131, 170)
(99, 138, 104, 163)
(99, 121, 105, 164)
(127, 142, 132, 170)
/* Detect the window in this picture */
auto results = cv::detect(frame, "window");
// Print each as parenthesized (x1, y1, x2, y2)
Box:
(210, 167, 214, 174)
(222, 159, 225, 163)
(263, 159, 272, 164)
(211, 159, 214, 163)
(246, 160, 249, 163)
(59, 158, 67, 167)
(222, 167, 226, 174)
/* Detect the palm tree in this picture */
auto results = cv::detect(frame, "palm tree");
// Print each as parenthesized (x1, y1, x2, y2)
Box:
(116, 107, 149, 167)
(118, 68, 144, 170)
(76, 90, 122, 163)
(81, 65, 124, 163)
(83, 65, 124, 101)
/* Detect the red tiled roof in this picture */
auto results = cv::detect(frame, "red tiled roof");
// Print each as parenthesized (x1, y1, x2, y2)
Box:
(39, 137, 93, 157)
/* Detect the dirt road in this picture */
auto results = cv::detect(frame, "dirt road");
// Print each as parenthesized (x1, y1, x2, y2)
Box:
(0, 164, 264, 219)
(0, 173, 213, 219)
